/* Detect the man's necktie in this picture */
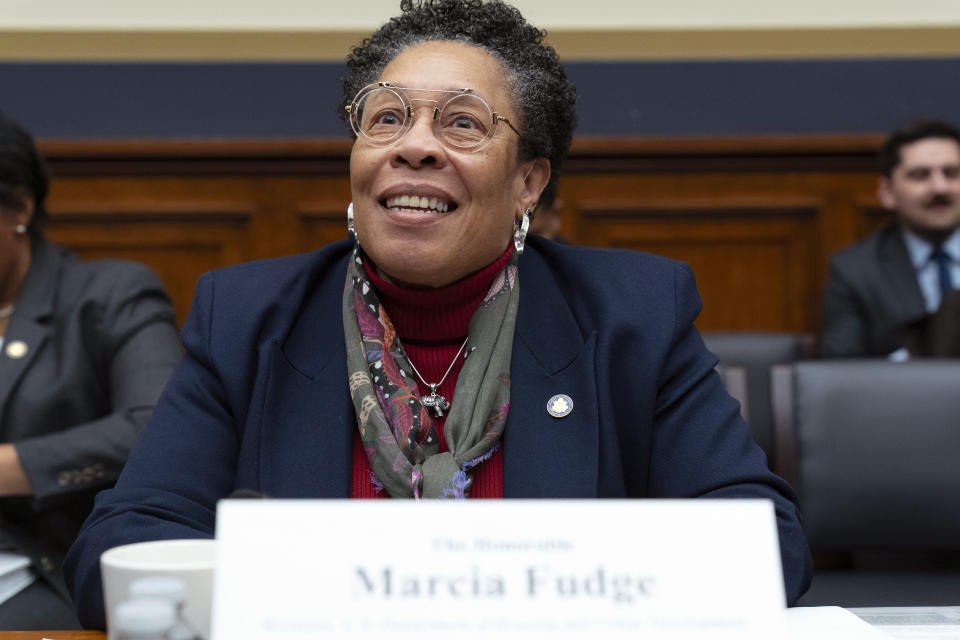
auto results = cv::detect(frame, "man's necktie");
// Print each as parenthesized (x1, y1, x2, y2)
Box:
(931, 247, 954, 298)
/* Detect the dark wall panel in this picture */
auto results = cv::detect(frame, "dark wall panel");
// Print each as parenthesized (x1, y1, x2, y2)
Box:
(3, 58, 960, 139)
(573, 59, 960, 136)
(1, 63, 345, 138)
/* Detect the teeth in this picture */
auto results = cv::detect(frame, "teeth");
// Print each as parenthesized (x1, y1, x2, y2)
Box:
(385, 195, 450, 213)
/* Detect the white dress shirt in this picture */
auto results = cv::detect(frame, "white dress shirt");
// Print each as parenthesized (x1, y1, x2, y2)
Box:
(901, 227, 960, 313)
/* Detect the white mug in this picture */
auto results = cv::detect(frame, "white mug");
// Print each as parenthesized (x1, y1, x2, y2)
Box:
(101, 539, 217, 640)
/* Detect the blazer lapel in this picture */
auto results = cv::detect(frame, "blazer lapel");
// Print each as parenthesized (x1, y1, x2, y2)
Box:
(504, 246, 599, 497)
(879, 226, 927, 321)
(264, 250, 354, 497)
(0, 241, 58, 430)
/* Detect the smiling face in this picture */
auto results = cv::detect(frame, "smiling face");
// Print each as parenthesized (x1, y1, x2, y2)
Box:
(878, 137, 960, 244)
(349, 40, 549, 288)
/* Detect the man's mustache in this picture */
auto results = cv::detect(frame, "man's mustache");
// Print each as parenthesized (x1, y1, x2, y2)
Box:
(926, 194, 955, 207)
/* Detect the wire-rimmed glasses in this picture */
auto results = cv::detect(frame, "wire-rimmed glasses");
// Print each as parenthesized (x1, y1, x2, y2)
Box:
(345, 82, 521, 152)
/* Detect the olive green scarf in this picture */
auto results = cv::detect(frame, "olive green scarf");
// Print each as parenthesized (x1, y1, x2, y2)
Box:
(342, 247, 518, 498)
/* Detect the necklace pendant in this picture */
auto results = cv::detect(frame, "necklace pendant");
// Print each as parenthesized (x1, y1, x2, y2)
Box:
(422, 385, 451, 418)
(406, 338, 467, 420)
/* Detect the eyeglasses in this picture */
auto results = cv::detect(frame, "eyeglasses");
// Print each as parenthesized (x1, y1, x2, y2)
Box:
(345, 82, 521, 153)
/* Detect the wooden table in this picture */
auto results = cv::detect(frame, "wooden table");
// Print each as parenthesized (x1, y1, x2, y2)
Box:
(0, 632, 104, 639)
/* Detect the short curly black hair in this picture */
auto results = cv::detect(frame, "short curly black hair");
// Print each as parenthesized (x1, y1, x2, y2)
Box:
(0, 111, 49, 240)
(880, 119, 960, 177)
(340, 0, 578, 192)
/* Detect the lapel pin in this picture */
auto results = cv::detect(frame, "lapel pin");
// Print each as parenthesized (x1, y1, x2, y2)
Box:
(546, 394, 573, 418)
(5, 340, 28, 359)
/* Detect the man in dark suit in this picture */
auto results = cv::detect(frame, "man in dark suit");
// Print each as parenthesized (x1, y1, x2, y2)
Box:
(821, 120, 960, 358)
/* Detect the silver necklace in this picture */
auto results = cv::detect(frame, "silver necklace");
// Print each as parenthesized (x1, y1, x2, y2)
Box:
(406, 337, 469, 418)
(0, 305, 13, 320)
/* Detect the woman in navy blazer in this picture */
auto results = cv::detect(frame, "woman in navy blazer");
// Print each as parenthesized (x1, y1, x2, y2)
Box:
(65, 0, 811, 627)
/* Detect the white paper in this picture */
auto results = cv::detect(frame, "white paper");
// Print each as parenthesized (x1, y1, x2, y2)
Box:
(785, 607, 894, 639)
(0, 551, 30, 577)
(212, 499, 786, 640)
(849, 607, 960, 640)
(0, 551, 35, 606)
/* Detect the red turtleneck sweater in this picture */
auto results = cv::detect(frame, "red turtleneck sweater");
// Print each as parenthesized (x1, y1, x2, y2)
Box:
(350, 248, 513, 499)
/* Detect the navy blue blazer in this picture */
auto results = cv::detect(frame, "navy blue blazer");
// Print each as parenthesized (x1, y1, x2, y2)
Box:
(65, 238, 811, 627)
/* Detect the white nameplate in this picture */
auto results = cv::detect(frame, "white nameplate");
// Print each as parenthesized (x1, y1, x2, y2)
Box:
(212, 499, 785, 639)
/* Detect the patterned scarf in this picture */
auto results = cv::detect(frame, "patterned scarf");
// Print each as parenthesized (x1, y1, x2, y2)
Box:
(342, 246, 519, 498)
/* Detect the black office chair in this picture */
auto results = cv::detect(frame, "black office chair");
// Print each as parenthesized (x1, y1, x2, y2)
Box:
(772, 360, 960, 606)
(702, 331, 812, 471)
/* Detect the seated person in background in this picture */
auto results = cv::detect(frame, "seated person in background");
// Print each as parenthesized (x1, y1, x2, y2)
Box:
(822, 119, 960, 358)
(0, 112, 181, 629)
(65, 0, 811, 628)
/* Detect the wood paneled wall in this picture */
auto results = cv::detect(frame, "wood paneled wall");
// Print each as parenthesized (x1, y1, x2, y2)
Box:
(39, 136, 888, 331)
